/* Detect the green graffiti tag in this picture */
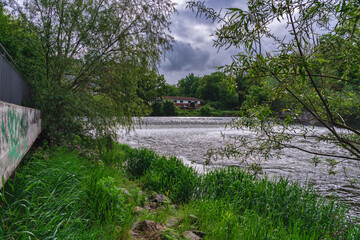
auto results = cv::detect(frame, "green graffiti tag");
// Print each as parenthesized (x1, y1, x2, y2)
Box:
(1, 107, 28, 160)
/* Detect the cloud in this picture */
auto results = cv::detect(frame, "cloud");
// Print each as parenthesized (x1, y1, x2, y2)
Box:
(162, 41, 210, 72)
(159, 0, 245, 84)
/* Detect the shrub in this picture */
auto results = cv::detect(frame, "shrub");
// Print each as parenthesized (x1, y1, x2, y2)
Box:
(124, 148, 160, 178)
(199, 104, 213, 116)
(163, 100, 179, 116)
(143, 156, 199, 203)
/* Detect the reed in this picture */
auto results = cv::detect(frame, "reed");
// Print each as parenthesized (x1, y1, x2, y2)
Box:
(0, 146, 141, 239)
(1, 143, 358, 239)
(122, 145, 359, 239)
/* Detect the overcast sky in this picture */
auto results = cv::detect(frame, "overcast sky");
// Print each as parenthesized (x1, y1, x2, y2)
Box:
(159, 0, 245, 85)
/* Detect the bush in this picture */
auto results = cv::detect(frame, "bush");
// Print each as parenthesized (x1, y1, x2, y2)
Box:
(163, 100, 179, 116)
(85, 174, 126, 222)
(199, 104, 213, 116)
(124, 148, 160, 178)
(143, 156, 199, 203)
(151, 102, 164, 116)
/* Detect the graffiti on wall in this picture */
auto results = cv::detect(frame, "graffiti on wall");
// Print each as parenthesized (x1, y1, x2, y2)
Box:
(1, 107, 29, 161)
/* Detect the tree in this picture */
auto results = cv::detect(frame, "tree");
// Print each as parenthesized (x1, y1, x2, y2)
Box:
(187, 0, 360, 168)
(164, 83, 181, 97)
(0, 3, 45, 88)
(4, 0, 176, 143)
(163, 100, 178, 116)
(177, 73, 200, 97)
(196, 71, 224, 101)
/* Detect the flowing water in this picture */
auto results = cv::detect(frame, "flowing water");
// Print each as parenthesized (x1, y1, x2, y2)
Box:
(117, 117, 360, 217)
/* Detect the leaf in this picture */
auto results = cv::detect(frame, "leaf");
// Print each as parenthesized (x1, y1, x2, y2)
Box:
(314, 58, 329, 63)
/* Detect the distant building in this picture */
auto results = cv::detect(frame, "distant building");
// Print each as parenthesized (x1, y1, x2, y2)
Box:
(163, 96, 201, 109)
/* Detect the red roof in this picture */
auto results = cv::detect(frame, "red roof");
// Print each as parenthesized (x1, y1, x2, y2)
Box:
(164, 96, 201, 101)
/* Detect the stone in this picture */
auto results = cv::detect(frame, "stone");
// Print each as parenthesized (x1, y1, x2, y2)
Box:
(192, 230, 206, 238)
(134, 206, 144, 213)
(130, 220, 166, 240)
(148, 202, 157, 208)
(181, 231, 202, 240)
(120, 188, 131, 196)
(155, 194, 168, 203)
(144, 205, 152, 211)
(165, 217, 181, 227)
(135, 220, 165, 234)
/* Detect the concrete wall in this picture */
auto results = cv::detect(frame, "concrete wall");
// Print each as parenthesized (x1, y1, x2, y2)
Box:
(0, 101, 41, 188)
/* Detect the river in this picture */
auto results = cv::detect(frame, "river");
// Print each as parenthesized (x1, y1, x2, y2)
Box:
(117, 117, 360, 217)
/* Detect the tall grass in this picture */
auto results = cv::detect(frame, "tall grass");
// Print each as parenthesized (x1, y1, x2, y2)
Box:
(1, 142, 359, 239)
(0, 145, 142, 239)
(120, 145, 360, 239)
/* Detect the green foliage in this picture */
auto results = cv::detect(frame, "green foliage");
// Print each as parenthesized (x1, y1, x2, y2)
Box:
(163, 100, 179, 116)
(2, 0, 176, 144)
(151, 102, 165, 116)
(0, 147, 95, 238)
(164, 83, 181, 97)
(0, 144, 146, 239)
(85, 174, 126, 222)
(124, 148, 161, 178)
(196, 72, 224, 101)
(1, 142, 359, 239)
(199, 104, 212, 116)
(120, 144, 359, 239)
(151, 100, 179, 116)
(137, 72, 167, 107)
(187, 0, 360, 162)
(165, 71, 239, 111)
(143, 156, 199, 203)
(0, 4, 45, 85)
(177, 73, 201, 97)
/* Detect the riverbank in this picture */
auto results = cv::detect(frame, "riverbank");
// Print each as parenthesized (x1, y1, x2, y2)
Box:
(120, 117, 360, 216)
(1, 141, 359, 239)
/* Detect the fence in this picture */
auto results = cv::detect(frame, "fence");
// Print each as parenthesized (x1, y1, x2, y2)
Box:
(0, 46, 31, 106)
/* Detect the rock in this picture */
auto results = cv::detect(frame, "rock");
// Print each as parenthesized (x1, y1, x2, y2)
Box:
(150, 192, 159, 200)
(130, 220, 166, 240)
(165, 217, 181, 227)
(137, 220, 165, 234)
(134, 206, 144, 213)
(155, 194, 168, 203)
(192, 230, 206, 238)
(144, 205, 152, 212)
(120, 188, 131, 196)
(182, 231, 202, 240)
(131, 221, 140, 231)
(148, 202, 157, 208)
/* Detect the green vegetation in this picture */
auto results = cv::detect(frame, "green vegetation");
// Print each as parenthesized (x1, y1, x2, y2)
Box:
(162, 72, 239, 114)
(1, 142, 359, 239)
(151, 100, 180, 116)
(187, 0, 360, 163)
(0, 1, 174, 143)
(1, 0, 360, 237)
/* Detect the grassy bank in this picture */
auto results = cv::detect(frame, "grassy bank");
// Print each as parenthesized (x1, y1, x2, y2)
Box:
(1, 142, 359, 239)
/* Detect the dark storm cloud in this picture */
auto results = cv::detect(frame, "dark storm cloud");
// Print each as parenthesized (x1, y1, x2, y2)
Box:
(163, 41, 210, 71)
(159, 0, 245, 83)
